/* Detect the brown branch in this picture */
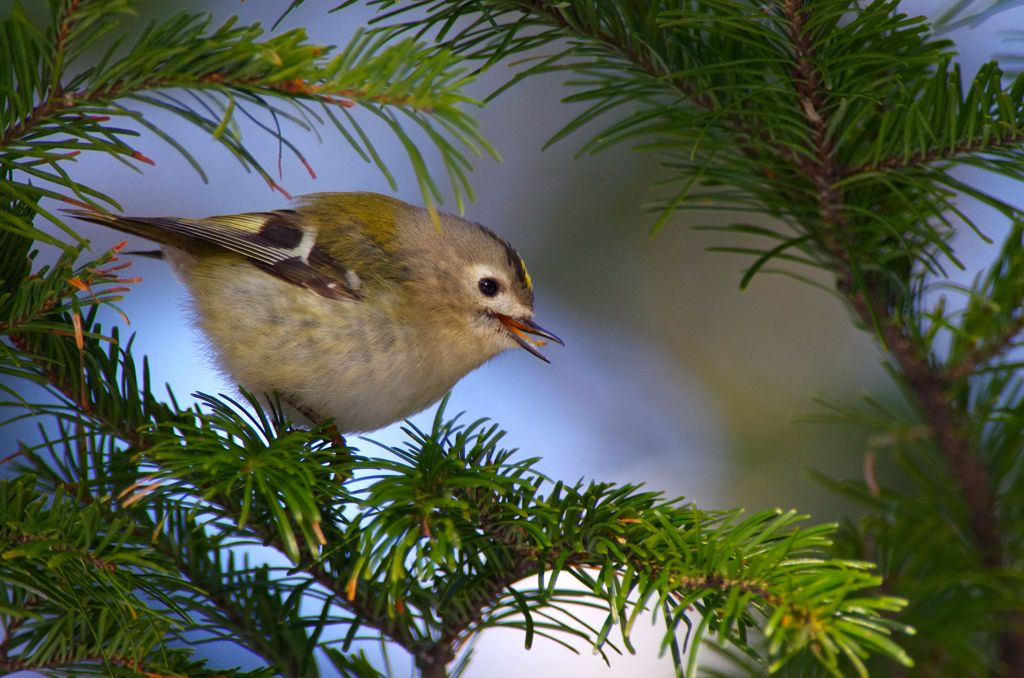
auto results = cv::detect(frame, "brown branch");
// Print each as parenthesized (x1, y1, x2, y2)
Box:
(0, 78, 227, 149)
(782, 0, 1000, 564)
(783, 0, 849, 273)
(849, 289, 1000, 562)
(50, 0, 81, 89)
(7, 330, 149, 450)
(233, 518, 422, 658)
(0, 298, 58, 334)
(1, 72, 427, 152)
(843, 130, 1024, 178)
(0, 605, 29, 662)
(0, 595, 142, 676)
(439, 486, 780, 663)
(778, 1, 1014, 668)
(519, 1, 713, 111)
(4, 533, 118, 572)
(0, 0, 85, 156)
(947, 311, 1024, 381)
(156, 540, 304, 675)
(0, 653, 142, 675)
(418, 647, 454, 678)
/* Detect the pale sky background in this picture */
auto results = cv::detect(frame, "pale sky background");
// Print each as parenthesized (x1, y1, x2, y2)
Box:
(6, 0, 1024, 676)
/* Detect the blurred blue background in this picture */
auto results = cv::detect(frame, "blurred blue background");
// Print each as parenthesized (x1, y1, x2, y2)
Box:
(6, 0, 1024, 675)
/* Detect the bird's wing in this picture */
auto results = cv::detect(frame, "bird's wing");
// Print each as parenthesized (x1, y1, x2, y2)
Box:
(68, 209, 364, 302)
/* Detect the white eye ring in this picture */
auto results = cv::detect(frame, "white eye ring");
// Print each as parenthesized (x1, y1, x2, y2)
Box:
(478, 277, 500, 297)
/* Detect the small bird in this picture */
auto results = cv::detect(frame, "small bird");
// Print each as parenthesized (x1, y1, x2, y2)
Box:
(70, 192, 562, 433)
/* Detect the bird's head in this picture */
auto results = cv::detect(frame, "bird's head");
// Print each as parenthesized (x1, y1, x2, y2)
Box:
(403, 209, 563, 363)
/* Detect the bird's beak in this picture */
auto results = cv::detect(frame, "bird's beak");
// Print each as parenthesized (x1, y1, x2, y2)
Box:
(496, 314, 564, 363)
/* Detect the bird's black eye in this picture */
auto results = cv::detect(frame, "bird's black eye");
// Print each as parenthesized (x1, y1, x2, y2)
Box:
(478, 277, 499, 297)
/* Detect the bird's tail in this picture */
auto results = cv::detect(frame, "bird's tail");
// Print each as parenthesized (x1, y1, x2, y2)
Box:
(64, 209, 194, 251)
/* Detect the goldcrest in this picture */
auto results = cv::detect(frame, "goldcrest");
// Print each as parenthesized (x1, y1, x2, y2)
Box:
(70, 192, 562, 433)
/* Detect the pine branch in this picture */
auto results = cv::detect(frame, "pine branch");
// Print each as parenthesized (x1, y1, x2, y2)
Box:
(12, 1, 1004, 675)
(515, 0, 808, 176)
(345, 0, 1024, 673)
(0, 474, 198, 677)
(5, 285, 912, 677)
(157, 544, 299, 674)
(1, 0, 491, 248)
(850, 288, 998, 556)
(946, 223, 1024, 382)
(782, 1, 1009, 666)
(781, 0, 849, 271)
(0, 74, 436, 151)
(949, 313, 1024, 380)
(390, 0, 1003, 572)
(843, 129, 1024, 177)
(769, 0, 999, 570)
(0, 651, 138, 675)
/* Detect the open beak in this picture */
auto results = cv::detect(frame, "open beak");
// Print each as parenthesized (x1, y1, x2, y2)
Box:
(496, 314, 565, 363)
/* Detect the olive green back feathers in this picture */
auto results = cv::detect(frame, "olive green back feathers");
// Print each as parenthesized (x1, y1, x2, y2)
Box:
(68, 191, 534, 307)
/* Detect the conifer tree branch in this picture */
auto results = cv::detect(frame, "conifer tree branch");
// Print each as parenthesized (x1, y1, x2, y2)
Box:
(782, 0, 848, 269)
(437, 485, 783, 655)
(291, 546, 422, 657)
(157, 547, 292, 672)
(515, 0, 804, 171)
(0, 578, 149, 676)
(4, 303, 912, 677)
(6, 1, 974, 675)
(849, 289, 998, 555)
(780, 0, 1000, 570)
(447, 0, 1004, 577)
(947, 311, 1024, 380)
(0, 651, 142, 675)
(842, 130, 1024, 178)
(0, 75, 450, 152)
(780, 1, 1018, 670)
(342, 0, 1024, 671)
(0, 0, 493, 247)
